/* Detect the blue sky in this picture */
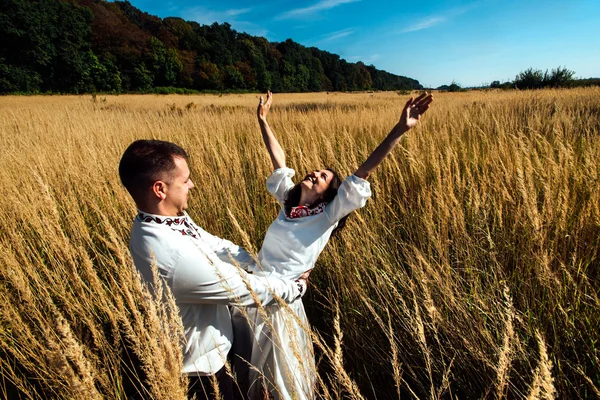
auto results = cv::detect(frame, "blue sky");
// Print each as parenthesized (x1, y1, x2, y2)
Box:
(126, 0, 600, 88)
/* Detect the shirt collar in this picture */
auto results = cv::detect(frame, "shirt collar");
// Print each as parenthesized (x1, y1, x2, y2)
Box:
(136, 210, 189, 227)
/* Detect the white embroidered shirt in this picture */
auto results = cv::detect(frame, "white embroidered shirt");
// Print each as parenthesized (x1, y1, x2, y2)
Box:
(129, 211, 304, 375)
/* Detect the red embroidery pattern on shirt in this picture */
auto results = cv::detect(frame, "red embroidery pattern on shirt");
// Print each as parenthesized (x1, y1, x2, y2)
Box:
(138, 212, 184, 226)
(287, 202, 326, 219)
(138, 212, 199, 239)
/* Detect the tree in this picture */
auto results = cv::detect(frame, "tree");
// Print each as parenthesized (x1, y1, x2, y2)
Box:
(515, 68, 545, 89)
(512, 66, 576, 89)
(224, 65, 245, 89)
(235, 61, 256, 89)
(448, 81, 462, 92)
(132, 63, 153, 90)
(0, 0, 100, 93)
(355, 62, 373, 90)
(437, 81, 463, 92)
(197, 61, 223, 90)
(147, 37, 182, 86)
(308, 57, 325, 92)
(79, 0, 151, 91)
(1, 0, 423, 93)
(546, 66, 575, 88)
(0, 60, 42, 93)
(88, 51, 122, 92)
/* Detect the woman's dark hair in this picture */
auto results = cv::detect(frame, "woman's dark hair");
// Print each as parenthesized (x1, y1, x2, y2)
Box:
(119, 139, 188, 204)
(284, 168, 350, 234)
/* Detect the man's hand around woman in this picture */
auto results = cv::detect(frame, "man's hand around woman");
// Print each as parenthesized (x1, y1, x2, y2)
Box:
(296, 269, 312, 297)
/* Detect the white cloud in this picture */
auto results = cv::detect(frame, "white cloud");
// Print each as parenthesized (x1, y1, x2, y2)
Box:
(182, 6, 268, 38)
(399, 2, 478, 33)
(225, 8, 253, 17)
(167, 1, 178, 12)
(277, 0, 361, 20)
(401, 16, 446, 33)
(184, 6, 252, 25)
(362, 54, 380, 64)
(305, 28, 355, 46)
(234, 21, 269, 38)
(347, 54, 380, 64)
(320, 28, 355, 42)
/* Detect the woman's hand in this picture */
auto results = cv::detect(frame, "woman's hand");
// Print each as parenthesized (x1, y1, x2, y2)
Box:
(256, 90, 286, 170)
(257, 91, 273, 122)
(397, 92, 433, 132)
(354, 92, 434, 180)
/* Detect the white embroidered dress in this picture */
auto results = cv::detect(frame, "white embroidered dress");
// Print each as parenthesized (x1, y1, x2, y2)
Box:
(242, 167, 371, 400)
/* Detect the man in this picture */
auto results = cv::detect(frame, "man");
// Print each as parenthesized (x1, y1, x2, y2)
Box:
(119, 140, 307, 399)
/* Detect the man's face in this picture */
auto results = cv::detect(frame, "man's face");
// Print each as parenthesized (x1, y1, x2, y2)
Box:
(162, 156, 194, 215)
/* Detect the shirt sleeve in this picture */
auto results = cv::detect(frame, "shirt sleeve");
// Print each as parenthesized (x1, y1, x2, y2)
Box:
(171, 248, 303, 307)
(266, 167, 296, 205)
(324, 175, 372, 224)
(192, 223, 255, 268)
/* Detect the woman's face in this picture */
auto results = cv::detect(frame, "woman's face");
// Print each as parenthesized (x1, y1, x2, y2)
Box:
(299, 169, 334, 205)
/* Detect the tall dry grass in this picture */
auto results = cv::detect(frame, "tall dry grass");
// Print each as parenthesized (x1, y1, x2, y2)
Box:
(0, 88, 599, 399)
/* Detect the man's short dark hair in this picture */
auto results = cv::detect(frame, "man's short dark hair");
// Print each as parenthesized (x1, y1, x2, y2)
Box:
(119, 140, 188, 203)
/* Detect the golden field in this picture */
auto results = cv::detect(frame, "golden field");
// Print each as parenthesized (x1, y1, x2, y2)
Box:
(0, 88, 599, 399)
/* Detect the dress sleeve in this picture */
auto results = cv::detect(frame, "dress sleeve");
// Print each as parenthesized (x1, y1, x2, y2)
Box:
(266, 167, 296, 205)
(324, 175, 372, 224)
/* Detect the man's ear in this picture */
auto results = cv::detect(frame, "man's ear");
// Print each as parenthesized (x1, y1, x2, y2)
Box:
(152, 181, 167, 201)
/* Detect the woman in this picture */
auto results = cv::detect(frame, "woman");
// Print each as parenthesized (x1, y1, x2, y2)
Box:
(236, 91, 433, 400)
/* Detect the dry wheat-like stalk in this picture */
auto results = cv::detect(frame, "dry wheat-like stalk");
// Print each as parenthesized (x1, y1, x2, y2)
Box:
(0, 88, 599, 398)
(491, 285, 516, 400)
(526, 331, 556, 400)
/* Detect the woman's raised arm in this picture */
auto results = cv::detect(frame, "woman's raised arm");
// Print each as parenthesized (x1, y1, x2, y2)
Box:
(354, 92, 433, 180)
(257, 91, 286, 170)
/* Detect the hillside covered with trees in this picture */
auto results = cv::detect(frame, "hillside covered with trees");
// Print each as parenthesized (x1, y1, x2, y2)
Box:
(0, 0, 423, 94)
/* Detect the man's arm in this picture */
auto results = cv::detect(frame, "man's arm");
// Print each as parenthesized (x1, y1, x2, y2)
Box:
(193, 223, 254, 268)
(171, 249, 304, 307)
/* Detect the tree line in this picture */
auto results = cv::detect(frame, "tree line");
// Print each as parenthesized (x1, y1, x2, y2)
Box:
(0, 0, 423, 94)
(438, 67, 599, 92)
(493, 67, 600, 90)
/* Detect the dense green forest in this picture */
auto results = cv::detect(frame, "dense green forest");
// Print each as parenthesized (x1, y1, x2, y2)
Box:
(0, 0, 423, 94)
